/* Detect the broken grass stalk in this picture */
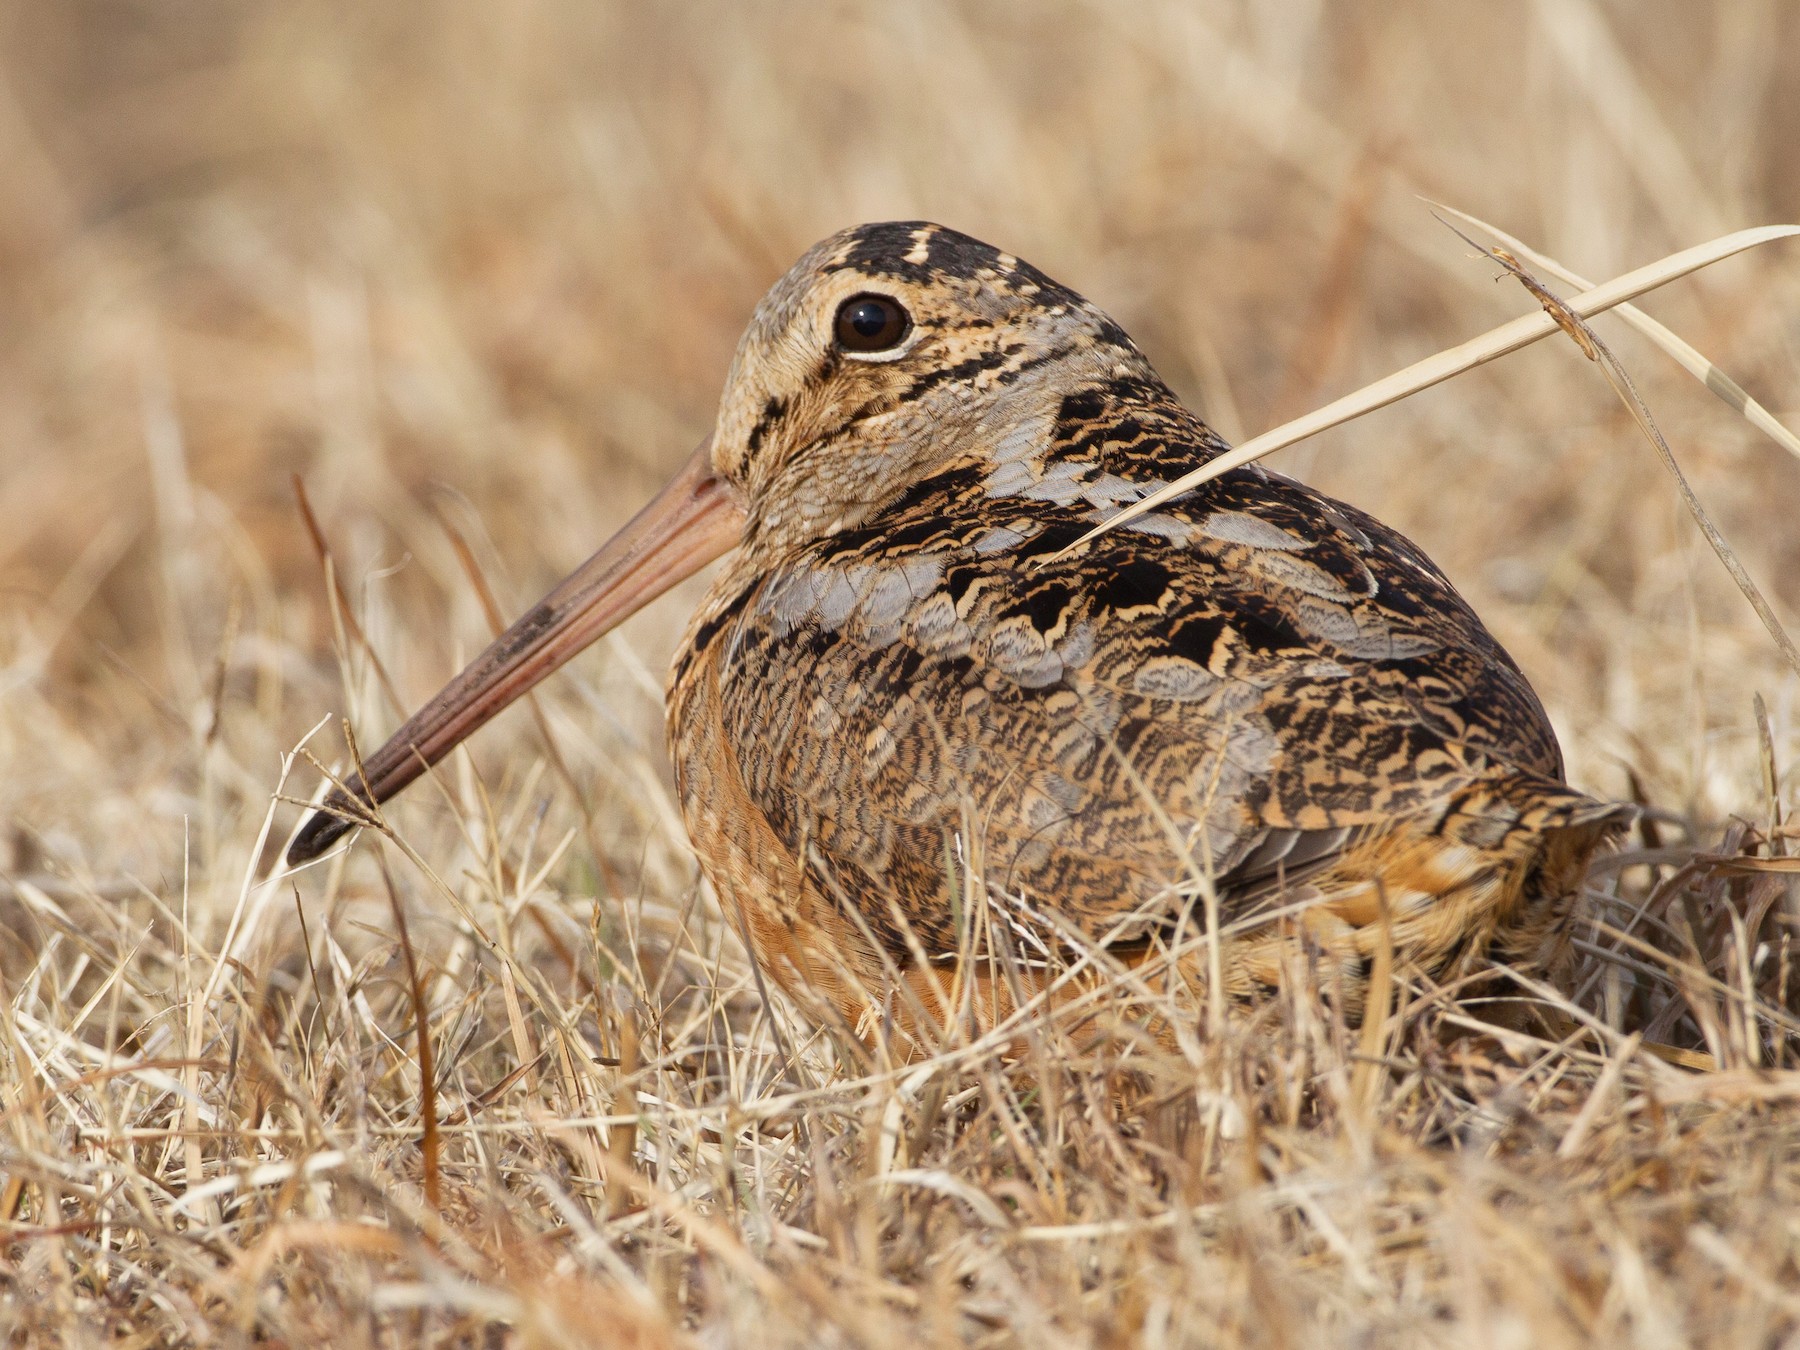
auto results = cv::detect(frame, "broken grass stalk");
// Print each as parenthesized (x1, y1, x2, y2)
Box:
(1430, 201, 1800, 463)
(1062, 223, 1799, 554)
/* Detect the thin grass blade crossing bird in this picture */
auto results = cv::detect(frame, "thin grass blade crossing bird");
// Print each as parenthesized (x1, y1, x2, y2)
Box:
(288, 221, 1630, 1042)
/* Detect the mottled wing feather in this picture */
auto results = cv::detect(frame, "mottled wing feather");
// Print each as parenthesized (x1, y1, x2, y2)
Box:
(692, 375, 1567, 959)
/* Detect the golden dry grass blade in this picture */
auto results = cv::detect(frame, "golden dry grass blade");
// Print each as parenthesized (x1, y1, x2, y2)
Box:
(1431, 201, 1800, 462)
(1455, 225, 1800, 680)
(1066, 223, 1800, 552)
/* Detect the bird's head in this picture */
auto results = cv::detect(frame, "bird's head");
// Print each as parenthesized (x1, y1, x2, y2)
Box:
(709, 221, 1147, 557)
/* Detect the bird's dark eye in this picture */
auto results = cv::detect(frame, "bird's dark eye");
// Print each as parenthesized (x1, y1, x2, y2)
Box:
(833, 294, 911, 353)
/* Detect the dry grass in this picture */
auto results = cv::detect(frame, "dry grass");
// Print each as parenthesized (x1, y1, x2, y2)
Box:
(3, 2, 1800, 1344)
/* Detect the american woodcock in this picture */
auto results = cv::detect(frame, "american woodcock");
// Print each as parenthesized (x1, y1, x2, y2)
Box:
(290, 221, 1628, 1040)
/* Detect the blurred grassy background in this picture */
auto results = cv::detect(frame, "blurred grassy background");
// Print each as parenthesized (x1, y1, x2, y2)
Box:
(5, 0, 1799, 897)
(2, 3, 1799, 1342)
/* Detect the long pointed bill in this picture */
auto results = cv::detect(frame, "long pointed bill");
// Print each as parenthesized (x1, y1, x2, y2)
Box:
(287, 437, 743, 865)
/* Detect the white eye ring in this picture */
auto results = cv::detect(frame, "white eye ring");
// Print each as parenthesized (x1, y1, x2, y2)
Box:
(833, 294, 919, 362)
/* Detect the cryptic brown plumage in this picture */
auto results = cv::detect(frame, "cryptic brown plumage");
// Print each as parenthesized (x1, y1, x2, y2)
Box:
(291, 221, 1630, 1044)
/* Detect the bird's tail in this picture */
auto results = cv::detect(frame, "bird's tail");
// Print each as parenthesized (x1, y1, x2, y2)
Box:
(1439, 772, 1636, 975)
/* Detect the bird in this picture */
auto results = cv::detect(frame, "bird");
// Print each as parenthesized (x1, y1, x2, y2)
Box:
(288, 220, 1628, 1046)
